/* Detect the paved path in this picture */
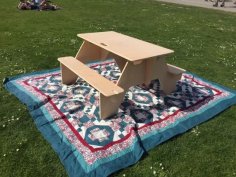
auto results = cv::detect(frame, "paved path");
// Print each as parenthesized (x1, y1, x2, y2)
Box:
(156, 0, 236, 13)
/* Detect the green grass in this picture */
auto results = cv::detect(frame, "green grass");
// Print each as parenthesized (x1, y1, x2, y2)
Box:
(0, 0, 236, 177)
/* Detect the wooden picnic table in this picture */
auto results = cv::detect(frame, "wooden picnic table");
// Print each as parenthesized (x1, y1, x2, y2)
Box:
(58, 31, 185, 119)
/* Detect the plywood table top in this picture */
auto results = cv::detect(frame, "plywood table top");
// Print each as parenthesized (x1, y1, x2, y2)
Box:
(77, 31, 174, 62)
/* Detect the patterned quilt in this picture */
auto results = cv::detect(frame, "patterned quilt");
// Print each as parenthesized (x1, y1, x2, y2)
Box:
(4, 60, 236, 177)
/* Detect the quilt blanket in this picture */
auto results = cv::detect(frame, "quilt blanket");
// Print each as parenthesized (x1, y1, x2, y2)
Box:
(4, 60, 236, 177)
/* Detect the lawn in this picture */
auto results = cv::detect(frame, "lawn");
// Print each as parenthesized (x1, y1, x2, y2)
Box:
(0, 0, 236, 177)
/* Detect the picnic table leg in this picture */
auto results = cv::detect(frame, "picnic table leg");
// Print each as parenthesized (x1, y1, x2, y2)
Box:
(154, 57, 179, 94)
(60, 63, 78, 85)
(117, 57, 180, 95)
(75, 41, 107, 63)
(117, 61, 146, 90)
(160, 73, 180, 94)
(76, 41, 127, 71)
(106, 53, 127, 72)
(99, 93, 125, 119)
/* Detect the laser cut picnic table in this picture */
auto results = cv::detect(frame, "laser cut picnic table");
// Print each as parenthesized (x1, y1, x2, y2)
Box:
(58, 31, 185, 119)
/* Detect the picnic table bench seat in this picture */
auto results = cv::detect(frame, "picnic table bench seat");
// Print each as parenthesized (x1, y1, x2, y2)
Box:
(167, 64, 185, 79)
(58, 56, 124, 97)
